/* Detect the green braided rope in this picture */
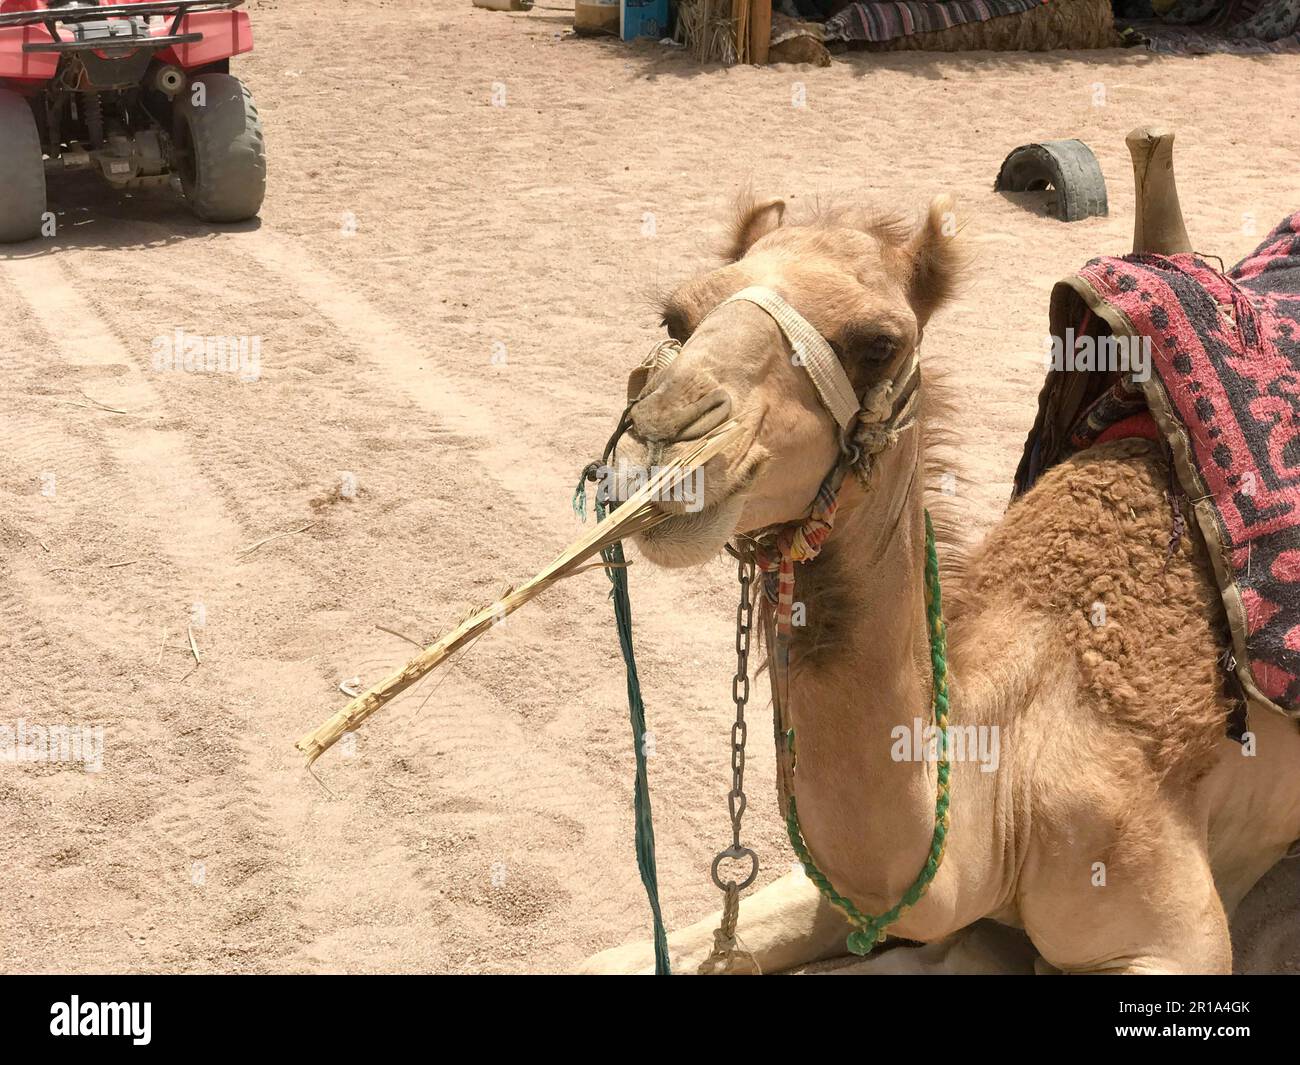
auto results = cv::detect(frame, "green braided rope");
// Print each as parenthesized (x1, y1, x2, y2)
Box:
(785, 508, 952, 956)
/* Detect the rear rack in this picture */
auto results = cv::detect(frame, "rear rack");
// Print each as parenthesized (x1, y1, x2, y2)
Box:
(0, 1, 244, 54)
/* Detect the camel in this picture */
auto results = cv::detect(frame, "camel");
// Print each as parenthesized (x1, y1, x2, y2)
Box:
(580, 135, 1300, 975)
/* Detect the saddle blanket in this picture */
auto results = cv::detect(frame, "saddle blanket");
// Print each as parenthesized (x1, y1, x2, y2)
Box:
(1013, 211, 1300, 717)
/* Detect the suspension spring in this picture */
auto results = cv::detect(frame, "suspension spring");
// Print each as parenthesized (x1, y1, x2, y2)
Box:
(82, 91, 103, 148)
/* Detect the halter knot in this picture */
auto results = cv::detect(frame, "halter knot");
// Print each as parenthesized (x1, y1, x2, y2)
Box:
(859, 378, 897, 424)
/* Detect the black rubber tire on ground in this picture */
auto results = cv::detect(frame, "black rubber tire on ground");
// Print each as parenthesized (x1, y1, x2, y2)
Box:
(174, 73, 266, 223)
(0, 90, 47, 243)
(994, 139, 1108, 223)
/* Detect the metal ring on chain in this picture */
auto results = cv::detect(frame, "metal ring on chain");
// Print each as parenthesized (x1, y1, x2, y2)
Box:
(710, 845, 759, 892)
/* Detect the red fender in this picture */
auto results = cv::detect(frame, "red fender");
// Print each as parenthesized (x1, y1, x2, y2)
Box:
(0, 23, 57, 82)
(159, 10, 253, 69)
(0, 3, 252, 82)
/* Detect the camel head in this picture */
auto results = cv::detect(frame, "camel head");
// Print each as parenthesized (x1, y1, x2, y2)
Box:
(625, 194, 961, 567)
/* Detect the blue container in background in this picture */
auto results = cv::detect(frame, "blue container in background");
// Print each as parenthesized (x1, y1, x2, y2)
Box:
(621, 0, 669, 40)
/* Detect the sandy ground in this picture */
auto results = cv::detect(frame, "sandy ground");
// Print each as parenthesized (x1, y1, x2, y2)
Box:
(2, 0, 1298, 974)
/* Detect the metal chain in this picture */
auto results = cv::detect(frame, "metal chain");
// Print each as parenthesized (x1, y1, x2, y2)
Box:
(699, 551, 760, 975)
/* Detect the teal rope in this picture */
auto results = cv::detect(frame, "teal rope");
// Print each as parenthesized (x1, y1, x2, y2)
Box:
(574, 473, 671, 975)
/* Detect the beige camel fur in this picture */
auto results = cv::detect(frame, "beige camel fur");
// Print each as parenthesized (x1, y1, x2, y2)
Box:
(580, 194, 1300, 975)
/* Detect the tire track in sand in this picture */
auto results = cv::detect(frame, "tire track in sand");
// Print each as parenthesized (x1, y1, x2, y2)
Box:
(9, 225, 770, 971)
(0, 256, 304, 970)
(38, 240, 511, 971)
(238, 234, 765, 967)
(208, 233, 731, 969)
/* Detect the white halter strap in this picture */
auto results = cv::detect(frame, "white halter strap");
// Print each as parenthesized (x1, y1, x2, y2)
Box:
(628, 285, 921, 459)
(720, 286, 861, 430)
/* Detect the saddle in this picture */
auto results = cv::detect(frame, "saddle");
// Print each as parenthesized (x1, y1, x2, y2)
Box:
(1013, 210, 1300, 718)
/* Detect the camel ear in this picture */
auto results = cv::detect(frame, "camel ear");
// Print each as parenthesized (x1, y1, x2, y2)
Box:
(907, 194, 962, 326)
(727, 196, 785, 260)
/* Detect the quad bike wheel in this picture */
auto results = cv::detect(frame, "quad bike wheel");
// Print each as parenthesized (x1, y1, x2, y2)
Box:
(174, 73, 266, 224)
(0, 90, 47, 243)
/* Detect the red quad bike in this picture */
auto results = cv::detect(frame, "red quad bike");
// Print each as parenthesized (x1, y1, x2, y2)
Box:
(0, 0, 264, 242)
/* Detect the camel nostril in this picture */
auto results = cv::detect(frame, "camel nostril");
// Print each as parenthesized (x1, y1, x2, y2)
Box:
(630, 381, 732, 448)
(675, 388, 733, 442)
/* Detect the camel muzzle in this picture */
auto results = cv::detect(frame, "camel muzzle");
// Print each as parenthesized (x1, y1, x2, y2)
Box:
(632, 383, 733, 446)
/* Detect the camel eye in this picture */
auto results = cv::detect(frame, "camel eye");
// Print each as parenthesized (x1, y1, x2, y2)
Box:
(844, 330, 898, 365)
(860, 335, 897, 363)
(661, 312, 691, 344)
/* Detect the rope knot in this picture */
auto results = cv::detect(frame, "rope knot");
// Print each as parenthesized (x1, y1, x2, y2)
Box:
(853, 422, 901, 455)
(859, 379, 896, 424)
(846, 928, 882, 956)
(697, 881, 761, 975)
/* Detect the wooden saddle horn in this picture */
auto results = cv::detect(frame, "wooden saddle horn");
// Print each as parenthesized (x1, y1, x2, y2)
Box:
(1126, 125, 1192, 256)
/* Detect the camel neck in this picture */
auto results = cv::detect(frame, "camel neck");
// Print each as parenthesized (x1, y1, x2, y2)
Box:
(777, 447, 931, 881)
(769, 442, 1013, 931)
(776, 444, 1000, 932)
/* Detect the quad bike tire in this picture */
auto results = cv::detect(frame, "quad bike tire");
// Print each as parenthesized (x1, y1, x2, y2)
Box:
(994, 139, 1108, 223)
(0, 90, 47, 243)
(174, 73, 266, 223)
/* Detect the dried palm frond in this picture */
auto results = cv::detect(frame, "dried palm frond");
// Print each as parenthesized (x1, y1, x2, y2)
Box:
(295, 420, 742, 766)
(678, 0, 741, 64)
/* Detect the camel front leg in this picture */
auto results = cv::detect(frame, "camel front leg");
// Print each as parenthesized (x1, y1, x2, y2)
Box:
(1020, 811, 1234, 975)
(578, 868, 850, 974)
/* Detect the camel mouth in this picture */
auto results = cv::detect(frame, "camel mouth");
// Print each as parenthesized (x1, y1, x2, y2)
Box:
(625, 408, 768, 568)
(632, 448, 763, 568)
(635, 489, 750, 568)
